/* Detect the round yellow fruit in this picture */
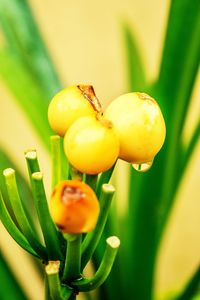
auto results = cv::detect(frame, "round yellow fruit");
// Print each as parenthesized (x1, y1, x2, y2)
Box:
(48, 85, 102, 136)
(104, 92, 166, 163)
(49, 180, 100, 233)
(64, 116, 120, 174)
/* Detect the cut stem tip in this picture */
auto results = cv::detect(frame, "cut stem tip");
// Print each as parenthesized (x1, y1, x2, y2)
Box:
(45, 261, 60, 275)
(50, 135, 60, 141)
(3, 168, 15, 177)
(25, 150, 37, 160)
(32, 172, 43, 180)
(102, 183, 115, 194)
(106, 236, 120, 248)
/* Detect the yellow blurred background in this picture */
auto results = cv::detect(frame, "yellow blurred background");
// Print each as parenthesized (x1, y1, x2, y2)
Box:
(0, 0, 199, 299)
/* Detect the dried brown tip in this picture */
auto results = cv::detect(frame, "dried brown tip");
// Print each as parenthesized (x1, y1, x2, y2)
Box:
(77, 84, 102, 113)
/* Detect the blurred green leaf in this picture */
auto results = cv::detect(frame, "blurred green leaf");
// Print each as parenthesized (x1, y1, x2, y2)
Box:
(176, 265, 200, 300)
(156, 0, 200, 128)
(0, 49, 52, 148)
(122, 21, 146, 91)
(157, 0, 200, 240)
(180, 121, 200, 178)
(0, 0, 62, 99)
(0, 251, 27, 300)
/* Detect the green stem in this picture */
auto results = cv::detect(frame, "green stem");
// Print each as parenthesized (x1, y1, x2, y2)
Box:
(3, 168, 47, 260)
(85, 174, 98, 191)
(63, 234, 82, 282)
(96, 164, 116, 198)
(73, 236, 120, 292)
(45, 261, 72, 300)
(81, 184, 115, 270)
(69, 164, 83, 181)
(0, 190, 39, 257)
(51, 136, 61, 191)
(31, 171, 63, 260)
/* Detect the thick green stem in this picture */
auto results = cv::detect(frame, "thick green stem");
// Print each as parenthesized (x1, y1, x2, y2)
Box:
(45, 261, 72, 300)
(51, 136, 61, 191)
(0, 190, 39, 257)
(73, 236, 120, 292)
(63, 234, 82, 282)
(81, 184, 115, 270)
(31, 171, 63, 260)
(85, 174, 98, 191)
(3, 168, 47, 260)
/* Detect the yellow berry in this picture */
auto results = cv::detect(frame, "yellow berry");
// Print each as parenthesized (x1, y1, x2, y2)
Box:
(48, 85, 102, 136)
(64, 116, 120, 174)
(49, 180, 100, 234)
(104, 92, 166, 163)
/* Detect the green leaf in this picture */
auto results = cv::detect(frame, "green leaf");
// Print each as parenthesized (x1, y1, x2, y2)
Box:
(180, 120, 200, 176)
(156, 0, 200, 130)
(157, 0, 200, 240)
(0, 252, 28, 300)
(0, 49, 52, 148)
(0, 0, 62, 99)
(121, 21, 146, 91)
(176, 265, 200, 300)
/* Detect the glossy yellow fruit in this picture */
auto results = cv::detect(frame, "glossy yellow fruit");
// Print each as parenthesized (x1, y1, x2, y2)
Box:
(104, 92, 166, 163)
(48, 85, 102, 136)
(64, 116, 120, 174)
(49, 180, 100, 234)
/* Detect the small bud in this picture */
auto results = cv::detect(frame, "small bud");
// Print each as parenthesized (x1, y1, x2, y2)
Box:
(49, 180, 100, 234)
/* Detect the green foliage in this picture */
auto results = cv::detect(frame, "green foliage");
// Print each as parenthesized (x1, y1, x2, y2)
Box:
(0, 0, 199, 299)
(0, 252, 27, 300)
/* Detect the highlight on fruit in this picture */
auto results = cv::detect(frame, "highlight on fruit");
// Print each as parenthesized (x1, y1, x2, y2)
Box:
(49, 180, 100, 233)
(64, 115, 120, 174)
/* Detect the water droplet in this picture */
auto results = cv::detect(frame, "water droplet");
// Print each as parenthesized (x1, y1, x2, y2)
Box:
(132, 160, 153, 173)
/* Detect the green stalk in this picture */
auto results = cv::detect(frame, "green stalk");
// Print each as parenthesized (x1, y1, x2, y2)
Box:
(24, 149, 40, 173)
(31, 171, 63, 260)
(0, 190, 39, 258)
(63, 234, 82, 282)
(45, 261, 63, 300)
(85, 174, 98, 191)
(72, 236, 120, 292)
(0, 149, 38, 232)
(81, 184, 115, 270)
(96, 164, 116, 198)
(45, 261, 72, 300)
(3, 168, 47, 260)
(69, 165, 83, 181)
(51, 136, 61, 191)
